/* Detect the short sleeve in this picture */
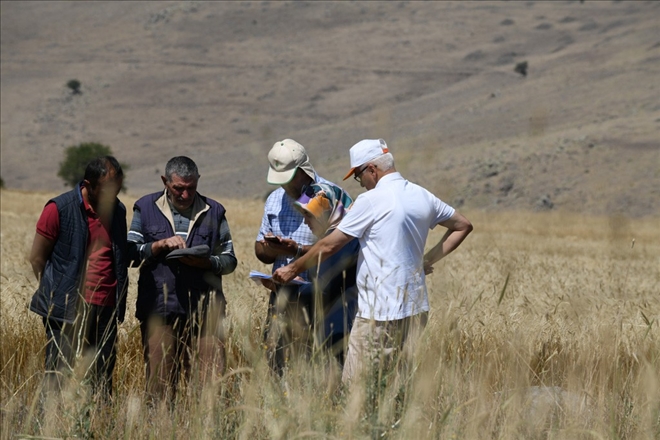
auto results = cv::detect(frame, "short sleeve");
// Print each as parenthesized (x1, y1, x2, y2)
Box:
(337, 195, 372, 239)
(431, 195, 455, 227)
(36, 202, 60, 241)
(256, 193, 276, 241)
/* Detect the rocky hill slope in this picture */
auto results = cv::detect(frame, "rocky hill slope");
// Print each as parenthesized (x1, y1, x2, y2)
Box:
(1, 1, 658, 216)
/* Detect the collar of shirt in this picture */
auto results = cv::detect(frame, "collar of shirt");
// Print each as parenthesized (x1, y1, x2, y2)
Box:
(81, 189, 98, 219)
(375, 171, 404, 189)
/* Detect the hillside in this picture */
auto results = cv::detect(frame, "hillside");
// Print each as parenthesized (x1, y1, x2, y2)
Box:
(1, 1, 658, 216)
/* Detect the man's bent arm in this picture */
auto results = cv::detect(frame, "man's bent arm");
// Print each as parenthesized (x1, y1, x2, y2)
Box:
(127, 206, 186, 266)
(255, 237, 307, 265)
(273, 228, 353, 284)
(423, 211, 473, 269)
(209, 217, 237, 275)
(29, 233, 56, 280)
(255, 240, 277, 264)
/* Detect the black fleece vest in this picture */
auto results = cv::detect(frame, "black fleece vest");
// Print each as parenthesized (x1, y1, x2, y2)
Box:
(133, 192, 226, 322)
(30, 186, 128, 323)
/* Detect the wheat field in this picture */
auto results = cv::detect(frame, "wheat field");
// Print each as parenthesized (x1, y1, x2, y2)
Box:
(1, 188, 658, 439)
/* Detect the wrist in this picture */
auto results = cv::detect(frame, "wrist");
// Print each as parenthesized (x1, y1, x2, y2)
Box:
(294, 242, 303, 258)
(151, 241, 162, 256)
(291, 256, 303, 275)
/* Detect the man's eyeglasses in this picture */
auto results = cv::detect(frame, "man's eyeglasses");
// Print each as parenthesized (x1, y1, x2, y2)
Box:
(354, 164, 369, 182)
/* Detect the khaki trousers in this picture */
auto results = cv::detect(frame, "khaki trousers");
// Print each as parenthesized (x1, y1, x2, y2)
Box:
(341, 312, 428, 384)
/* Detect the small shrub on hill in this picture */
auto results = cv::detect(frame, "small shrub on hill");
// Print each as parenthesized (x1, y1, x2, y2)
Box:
(66, 79, 82, 94)
(57, 142, 128, 191)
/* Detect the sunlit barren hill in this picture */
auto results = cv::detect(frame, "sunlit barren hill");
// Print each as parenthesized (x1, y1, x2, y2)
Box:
(1, 1, 658, 216)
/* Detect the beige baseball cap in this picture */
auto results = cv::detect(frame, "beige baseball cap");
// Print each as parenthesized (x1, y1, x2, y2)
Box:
(267, 139, 316, 185)
(343, 138, 389, 180)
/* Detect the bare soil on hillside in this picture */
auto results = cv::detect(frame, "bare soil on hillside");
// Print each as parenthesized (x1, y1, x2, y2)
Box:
(1, 1, 658, 216)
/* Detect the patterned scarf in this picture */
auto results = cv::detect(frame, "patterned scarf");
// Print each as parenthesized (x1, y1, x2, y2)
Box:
(294, 183, 353, 231)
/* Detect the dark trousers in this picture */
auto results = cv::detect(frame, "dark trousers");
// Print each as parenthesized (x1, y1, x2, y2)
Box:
(140, 316, 191, 403)
(140, 294, 227, 404)
(81, 304, 118, 397)
(263, 286, 314, 375)
(43, 304, 118, 398)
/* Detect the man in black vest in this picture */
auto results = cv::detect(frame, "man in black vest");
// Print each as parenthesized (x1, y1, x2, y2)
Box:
(29, 156, 128, 400)
(127, 156, 237, 403)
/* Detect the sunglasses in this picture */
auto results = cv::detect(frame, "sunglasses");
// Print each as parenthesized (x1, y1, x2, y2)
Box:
(354, 164, 373, 182)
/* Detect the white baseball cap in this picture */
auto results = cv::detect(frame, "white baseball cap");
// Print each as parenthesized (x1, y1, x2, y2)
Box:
(267, 139, 316, 185)
(343, 138, 389, 180)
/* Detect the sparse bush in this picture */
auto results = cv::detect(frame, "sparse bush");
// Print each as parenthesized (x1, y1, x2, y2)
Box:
(515, 61, 528, 77)
(57, 142, 128, 191)
(66, 79, 82, 94)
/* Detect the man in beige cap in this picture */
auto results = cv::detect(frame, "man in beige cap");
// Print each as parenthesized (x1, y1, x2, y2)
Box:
(274, 138, 473, 384)
(255, 139, 342, 372)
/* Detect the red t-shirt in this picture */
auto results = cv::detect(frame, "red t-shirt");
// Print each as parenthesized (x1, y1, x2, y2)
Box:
(36, 198, 117, 306)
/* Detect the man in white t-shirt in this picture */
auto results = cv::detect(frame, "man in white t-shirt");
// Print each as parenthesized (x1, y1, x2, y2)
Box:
(273, 138, 473, 383)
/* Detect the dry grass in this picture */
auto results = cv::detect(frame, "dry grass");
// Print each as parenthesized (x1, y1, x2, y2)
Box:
(1, 189, 659, 439)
